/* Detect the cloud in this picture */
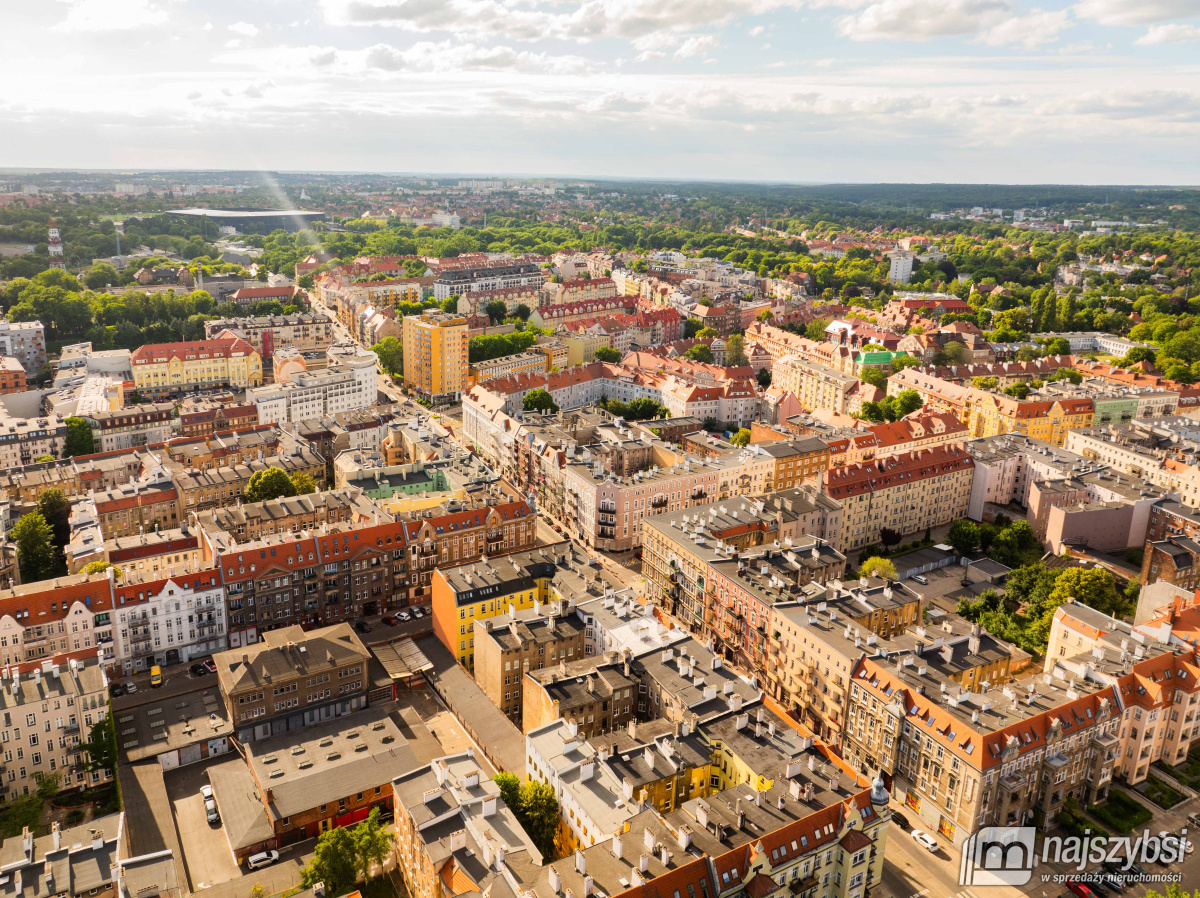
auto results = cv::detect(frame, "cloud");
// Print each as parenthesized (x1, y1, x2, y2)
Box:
(1136, 22, 1200, 42)
(53, 0, 173, 32)
(1074, 0, 1200, 26)
(674, 35, 719, 58)
(835, 0, 1015, 41)
(979, 7, 1072, 46)
(749, 24, 765, 35)
(319, 0, 802, 44)
(229, 21, 260, 36)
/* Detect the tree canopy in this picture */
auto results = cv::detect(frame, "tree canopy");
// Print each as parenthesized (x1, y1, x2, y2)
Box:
(245, 468, 298, 503)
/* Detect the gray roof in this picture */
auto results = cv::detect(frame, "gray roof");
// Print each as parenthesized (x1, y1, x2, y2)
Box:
(214, 623, 371, 694)
(206, 757, 276, 851)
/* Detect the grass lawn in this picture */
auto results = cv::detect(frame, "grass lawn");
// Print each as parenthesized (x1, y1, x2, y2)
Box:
(1141, 775, 1187, 809)
(1087, 788, 1154, 834)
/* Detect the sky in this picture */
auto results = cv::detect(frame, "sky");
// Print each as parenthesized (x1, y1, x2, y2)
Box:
(3, 0, 1200, 183)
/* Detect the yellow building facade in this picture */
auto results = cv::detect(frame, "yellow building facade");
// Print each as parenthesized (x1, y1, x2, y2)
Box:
(403, 309, 469, 403)
(130, 335, 263, 394)
(970, 394, 1094, 446)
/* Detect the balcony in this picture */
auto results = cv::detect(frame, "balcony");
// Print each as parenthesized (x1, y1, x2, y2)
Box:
(650, 496, 667, 509)
(598, 512, 615, 525)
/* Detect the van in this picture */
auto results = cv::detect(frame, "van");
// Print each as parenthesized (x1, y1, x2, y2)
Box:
(149, 665, 163, 687)
(247, 850, 280, 870)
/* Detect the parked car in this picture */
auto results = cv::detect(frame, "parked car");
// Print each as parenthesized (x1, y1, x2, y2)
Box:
(109, 683, 124, 698)
(202, 659, 216, 673)
(1188, 812, 1200, 828)
(398, 611, 412, 622)
(1066, 882, 1096, 898)
(124, 682, 137, 694)
(1086, 876, 1110, 897)
(1099, 875, 1127, 894)
(200, 785, 219, 825)
(412, 607, 426, 618)
(247, 850, 280, 871)
(190, 663, 208, 676)
(890, 811, 911, 831)
(354, 620, 372, 634)
(149, 665, 163, 687)
(911, 574, 928, 585)
(382, 615, 399, 626)
(911, 830, 938, 852)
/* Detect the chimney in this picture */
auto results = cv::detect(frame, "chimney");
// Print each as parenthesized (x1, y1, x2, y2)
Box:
(660, 847, 670, 866)
(639, 854, 650, 873)
(677, 825, 693, 850)
(575, 849, 587, 876)
(51, 822, 61, 851)
(548, 867, 563, 893)
(584, 877, 594, 898)
(644, 827, 655, 850)
(91, 829, 104, 851)
(612, 833, 623, 860)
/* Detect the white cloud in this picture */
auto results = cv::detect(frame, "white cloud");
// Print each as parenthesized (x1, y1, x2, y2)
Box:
(749, 24, 765, 35)
(1074, 0, 1200, 26)
(835, 0, 1015, 41)
(53, 0, 173, 32)
(979, 7, 1072, 46)
(1136, 22, 1200, 42)
(229, 21, 260, 36)
(319, 0, 802, 44)
(674, 35, 719, 58)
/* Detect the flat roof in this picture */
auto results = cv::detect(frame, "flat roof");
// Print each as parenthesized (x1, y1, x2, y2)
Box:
(114, 682, 232, 763)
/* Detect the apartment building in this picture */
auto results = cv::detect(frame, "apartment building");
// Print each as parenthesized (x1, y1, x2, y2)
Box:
(84, 402, 176, 452)
(0, 415, 68, 468)
(193, 488, 380, 542)
(392, 750, 542, 898)
(473, 607, 587, 726)
(1141, 537, 1200, 590)
(204, 312, 336, 359)
(0, 814, 133, 898)
(0, 357, 27, 394)
(969, 394, 1094, 447)
(469, 351, 548, 386)
(402, 309, 468, 403)
(158, 424, 280, 472)
(174, 450, 326, 512)
(0, 321, 47, 373)
(90, 478, 181, 540)
(130, 335, 263, 395)
(541, 277, 619, 306)
(522, 655, 639, 739)
(0, 575, 117, 670)
(213, 623, 372, 742)
(842, 654, 1120, 843)
(249, 357, 377, 425)
(752, 437, 832, 490)
(0, 652, 111, 800)
(774, 357, 859, 415)
(456, 284, 541, 319)
(110, 571, 225, 673)
(430, 545, 557, 670)
(228, 285, 305, 306)
(433, 261, 544, 301)
(817, 446, 974, 551)
(177, 396, 258, 437)
(1066, 423, 1200, 506)
(867, 411, 968, 459)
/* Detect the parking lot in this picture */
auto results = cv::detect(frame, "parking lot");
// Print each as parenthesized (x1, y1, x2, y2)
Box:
(165, 762, 244, 890)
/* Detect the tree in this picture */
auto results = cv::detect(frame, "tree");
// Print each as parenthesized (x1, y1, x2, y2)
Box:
(972, 376, 999, 390)
(12, 512, 55, 582)
(726, 334, 748, 367)
(731, 428, 751, 447)
(879, 527, 902, 550)
(300, 826, 358, 897)
(518, 780, 560, 860)
(942, 341, 968, 364)
(290, 472, 317, 495)
(64, 417, 94, 457)
(859, 557, 897, 580)
(494, 772, 521, 811)
(860, 368, 887, 390)
(38, 488, 71, 564)
(805, 319, 830, 341)
(82, 716, 116, 779)
(757, 368, 771, 388)
(372, 336, 403, 376)
(514, 303, 532, 321)
(893, 389, 923, 418)
(696, 326, 718, 339)
(84, 263, 119, 290)
(685, 344, 715, 364)
(947, 520, 980, 556)
(352, 807, 391, 881)
(485, 300, 508, 324)
(1045, 337, 1071, 355)
(593, 346, 621, 363)
(84, 560, 122, 577)
(523, 389, 559, 414)
(756, 308, 774, 321)
(245, 468, 298, 503)
(1120, 346, 1156, 368)
(684, 318, 704, 339)
(1003, 382, 1030, 399)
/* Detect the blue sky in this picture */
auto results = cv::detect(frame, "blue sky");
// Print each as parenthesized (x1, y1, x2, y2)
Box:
(4, 0, 1199, 182)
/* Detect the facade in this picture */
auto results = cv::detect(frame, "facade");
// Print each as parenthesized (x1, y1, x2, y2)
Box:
(110, 572, 226, 673)
(0, 414, 68, 468)
(469, 351, 548, 386)
(83, 402, 176, 453)
(0, 653, 111, 800)
(1141, 537, 1200, 590)
(0, 356, 27, 393)
(204, 312, 336, 359)
(249, 356, 377, 425)
(0, 575, 117, 670)
(0, 321, 47, 373)
(433, 261, 544, 301)
(817, 446, 974, 551)
(775, 357, 859, 415)
(130, 335, 263, 395)
(213, 623, 372, 742)
(402, 309, 469, 403)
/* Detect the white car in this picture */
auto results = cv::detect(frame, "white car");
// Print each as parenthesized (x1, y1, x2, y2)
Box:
(125, 682, 137, 693)
(911, 830, 939, 852)
(247, 850, 280, 871)
(398, 611, 412, 622)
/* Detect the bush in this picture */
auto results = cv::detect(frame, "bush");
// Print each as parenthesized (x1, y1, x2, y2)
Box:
(1140, 775, 1186, 809)
(65, 809, 86, 825)
(1087, 789, 1153, 834)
